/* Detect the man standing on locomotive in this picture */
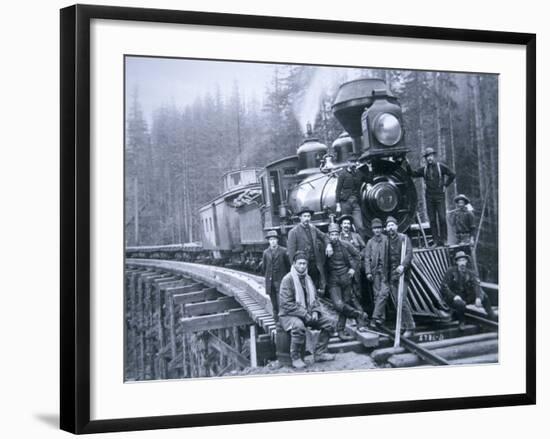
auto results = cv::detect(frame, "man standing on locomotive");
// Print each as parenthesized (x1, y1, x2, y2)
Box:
(262, 230, 290, 322)
(385, 216, 416, 337)
(326, 223, 369, 340)
(448, 194, 476, 245)
(363, 218, 390, 329)
(278, 251, 335, 369)
(287, 207, 333, 296)
(440, 251, 497, 330)
(335, 152, 367, 238)
(405, 147, 455, 246)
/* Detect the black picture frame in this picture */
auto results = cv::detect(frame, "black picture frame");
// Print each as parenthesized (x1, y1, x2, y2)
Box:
(60, 4, 536, 434)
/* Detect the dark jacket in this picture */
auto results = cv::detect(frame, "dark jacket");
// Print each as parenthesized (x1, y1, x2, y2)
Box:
(278, 272, 322, 319)
(335, 167, 364, 203)
(449, 207, 476, 236)
(340, 231, 365, 252)
(440, 266, 482, 303)
(363, 234, 389, 276)
(262, 245, 290, 294)
(326, 239, 361, 277)
(287, 223, 329, 284)
(407, 161, 455, 200)
(386, 232, 413, 282)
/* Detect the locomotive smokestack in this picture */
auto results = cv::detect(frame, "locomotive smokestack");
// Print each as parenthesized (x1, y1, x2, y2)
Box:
(306, 122, 313, 138)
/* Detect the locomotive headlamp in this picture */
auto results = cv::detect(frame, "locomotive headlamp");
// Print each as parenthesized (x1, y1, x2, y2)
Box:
(373, 113, 402, 146)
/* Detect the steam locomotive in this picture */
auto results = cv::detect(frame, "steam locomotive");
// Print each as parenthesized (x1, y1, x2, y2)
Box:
(128, 78, 481, 322)
(197, 78, 419, 254)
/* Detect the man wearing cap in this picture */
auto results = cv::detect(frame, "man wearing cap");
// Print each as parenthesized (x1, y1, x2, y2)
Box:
(440, 251, 497, 329)
(326, 223, 369, 340)
(335, 153, 367, 238)
(339, 214, 369, 312)
(278, 251, 336, 369)
(363, 218, 390, 328)
(262, 230, 291, 322)
(384, 216, 416, 336)
(406, 147, 455, 246)
(448, 194, 476, 245)
(287, 207, 332, 295)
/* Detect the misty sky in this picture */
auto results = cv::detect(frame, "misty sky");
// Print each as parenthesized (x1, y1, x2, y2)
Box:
(125, 56, 276, 125)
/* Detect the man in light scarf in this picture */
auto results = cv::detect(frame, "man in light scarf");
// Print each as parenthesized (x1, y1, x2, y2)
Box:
(278, 251, 335, 369)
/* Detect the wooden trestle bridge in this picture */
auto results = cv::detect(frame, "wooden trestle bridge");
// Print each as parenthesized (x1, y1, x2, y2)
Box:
(125, 257, 498, 381)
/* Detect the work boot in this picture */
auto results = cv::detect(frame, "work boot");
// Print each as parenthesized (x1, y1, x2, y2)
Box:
(356, 312, 369, 330)
(458, 321, 466, 331)
(337, 330, 354, 341)
(402, 329, 414, 338)
(314, 352, 335, 362)
(291, 358, 307, 369)
(369, 319, 382, 330)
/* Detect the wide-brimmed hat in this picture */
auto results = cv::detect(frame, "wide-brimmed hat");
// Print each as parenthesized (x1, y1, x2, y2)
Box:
(422, 147, 436, 158)
(337, 214, 354, 224)
(293, 251, 308, 262)
(454, 194, 470, 204)
(328, 223, 340, 233)
(371, 218, 383, 229)
(454, 251, 470, 262)
(296, 206, 315, 216)
(385, 216, 398, 226)
(265, 230, 279, 240)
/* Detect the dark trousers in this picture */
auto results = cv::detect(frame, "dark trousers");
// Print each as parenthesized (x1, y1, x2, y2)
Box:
(426, 197, 447, 245)
(279, 314, 333, 359)
(329, 275, 365, 331)
(371, 272, 391, 322)
(340, 195, 365, 238)
(269, 283, 279, 321)
(308, 263, 326, 294)
(448, 290, 496, 322)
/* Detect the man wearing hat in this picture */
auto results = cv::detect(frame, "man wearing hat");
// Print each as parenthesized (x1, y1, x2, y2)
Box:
(363, 218, 390, 327)
(339, 214, 369, 312)
(278, 251, 335, 369)
(384, 216, 416, 336)
(287, 206, 332, 295)
(335, 152, 367, 238)
(262, 230, 291, 321)
(406, 147, 455, 246)
(326, 223, 369, 340)
(440, 251, 497, 329)
(448, 194, 476, 245)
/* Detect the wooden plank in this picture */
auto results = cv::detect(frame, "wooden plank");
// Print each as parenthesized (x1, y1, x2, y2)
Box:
(165, 283, 203, 295)
(206, 331, 249, 368)
(173, 288, 222, 306)
(179, 309, 253, 333)
(183, 297, 240, 317)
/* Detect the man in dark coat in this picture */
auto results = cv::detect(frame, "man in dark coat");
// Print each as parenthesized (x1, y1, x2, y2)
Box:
(339, 214, 370, 314)
(278, 251, 335, 369)
(287, 207, 333, 295)
(262, 230, 290, 321)
(385, 216, 416, 337)
(335, 153, 367, 238)
(363, 218, 390, 328)
(406, 147, 455, 246)
(326, 223, 369, 340)
(440, 251, 497, 329)
(448, 194, 476, 245)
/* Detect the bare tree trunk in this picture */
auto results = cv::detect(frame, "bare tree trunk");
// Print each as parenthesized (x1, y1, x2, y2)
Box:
(133, 176, 139, 245)
(447, 96, 458, 198)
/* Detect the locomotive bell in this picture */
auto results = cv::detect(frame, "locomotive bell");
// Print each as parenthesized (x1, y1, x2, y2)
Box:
(296, 123, 328, 177)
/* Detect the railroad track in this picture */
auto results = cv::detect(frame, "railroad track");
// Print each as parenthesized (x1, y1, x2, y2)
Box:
(125, 259, 498, 378)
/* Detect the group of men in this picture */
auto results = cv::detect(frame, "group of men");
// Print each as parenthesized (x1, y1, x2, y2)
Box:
(260, 147, 495, 369)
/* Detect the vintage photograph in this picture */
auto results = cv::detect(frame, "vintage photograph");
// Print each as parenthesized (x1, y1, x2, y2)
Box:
(124, 56, 499, 381)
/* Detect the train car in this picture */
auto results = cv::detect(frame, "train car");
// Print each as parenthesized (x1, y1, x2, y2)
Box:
(198, 168, 263, 261)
